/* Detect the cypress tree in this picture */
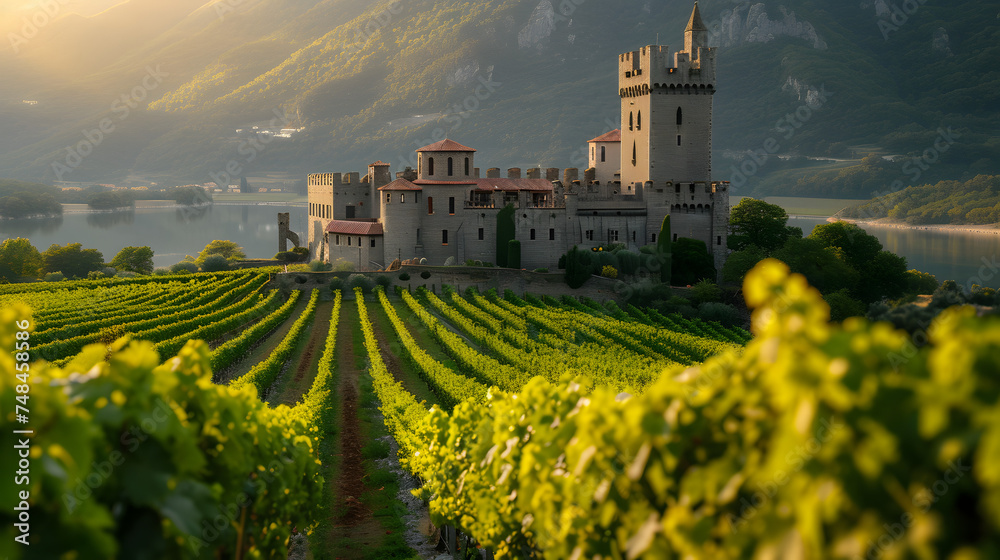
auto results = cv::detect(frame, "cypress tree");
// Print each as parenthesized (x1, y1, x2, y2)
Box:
(657, 215, 673, 284)
(496, 204, 515, 267)
(507, 240, 521, 269)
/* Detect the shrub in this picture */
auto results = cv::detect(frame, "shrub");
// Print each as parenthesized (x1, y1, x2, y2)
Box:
(87, 270, 105, 280)
(348, 274, 373, 293)
(824, 289, 867, 322)
(905, 269, 939, 295)
(274, 251, 297, 262)
(375, 275, 392, 289)
(398, 272, 410, 281)
(600, 265, 618, 279)
(330, 258, 355, 272)
(152, 268, 170, 276)
(420, 270, 431, 280)
(115, 270, 138, 278)
(200, 254, 229, 272)
(308, 259, 332, 272)
(170, 261, 198, 274)
(534, 268, 549, 273)
(691, 279, 723, 304)
(44, 271, 65, 282)
(329, 277, 343, 292)
(697, 302, 741, 326)
(291, 246, 310, 259)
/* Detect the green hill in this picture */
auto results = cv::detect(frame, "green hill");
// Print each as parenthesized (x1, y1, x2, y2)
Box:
(0, 0, 996, 195)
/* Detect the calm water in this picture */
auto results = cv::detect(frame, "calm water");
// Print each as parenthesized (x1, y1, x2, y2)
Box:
(0, 202, 306, 269)
(1, 200, 997, 288)
(789, 217, 1000, 290)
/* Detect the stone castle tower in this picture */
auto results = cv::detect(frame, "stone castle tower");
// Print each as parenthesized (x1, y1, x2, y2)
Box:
(618, 2, 728, 272)
(306, 2, 729, 275)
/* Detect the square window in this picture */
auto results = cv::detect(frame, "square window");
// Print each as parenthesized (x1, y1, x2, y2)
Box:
(478, 228, 484, 240)
(549, 228, 555, 240)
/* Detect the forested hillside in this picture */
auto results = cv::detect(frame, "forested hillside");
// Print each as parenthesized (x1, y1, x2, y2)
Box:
(0, 0, 996, 194)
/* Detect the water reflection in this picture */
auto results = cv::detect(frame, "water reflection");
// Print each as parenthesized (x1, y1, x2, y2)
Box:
(175, 205, 212, 223)
(87, 211, 135, 229)
(0, 216, 64, 236)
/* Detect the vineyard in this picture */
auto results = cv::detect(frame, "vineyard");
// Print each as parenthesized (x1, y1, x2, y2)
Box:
(2, 263, 999, 559)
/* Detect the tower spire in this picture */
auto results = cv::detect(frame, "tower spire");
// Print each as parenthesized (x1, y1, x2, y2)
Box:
(685, 2, 707, 32)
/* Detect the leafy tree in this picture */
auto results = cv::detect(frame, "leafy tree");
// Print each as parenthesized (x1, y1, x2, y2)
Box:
(0, 191, 62, 218)
(905, 269, 939, 295)
(87, 191, 133, 210)
(808, 221, 883, 270)
(722, 245, 768, 284)
(728, 198, 794, 252)
(691, 279, 722, 304)
(110, 246, 154, 275)
(201, 254, 230, 272)
(824, 289, 867, 322)
(657, 215, 672, 283)
(496, 205, 515, 267)
(861, 250, 909, 303)
(671, 238, 716, 286)
(170, 261, 198, 274)
(41, 243, 104, 279)
(0, 238, 43, 281)
(197, 240, 246, 264)
(771, 237, 858, 294)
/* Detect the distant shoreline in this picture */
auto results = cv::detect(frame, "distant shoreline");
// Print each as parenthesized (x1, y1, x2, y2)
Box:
(832, 217, 1000, 236)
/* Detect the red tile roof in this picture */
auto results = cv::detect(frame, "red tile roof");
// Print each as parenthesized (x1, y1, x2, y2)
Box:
(378, 178, 423, 191)
(411, 179, 477, 186)
(369, 160, 390, 166)
(415, 139, 476, 152)
(325, 220, 383, 236)
(588, 129, 622, 143)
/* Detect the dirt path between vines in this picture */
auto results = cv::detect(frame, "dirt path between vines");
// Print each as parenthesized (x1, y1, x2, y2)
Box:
(271, 301, 332, 407)
(324, 303, 383, 559)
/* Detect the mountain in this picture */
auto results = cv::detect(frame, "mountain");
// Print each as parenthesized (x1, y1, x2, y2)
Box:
(0, 0, 997, 197)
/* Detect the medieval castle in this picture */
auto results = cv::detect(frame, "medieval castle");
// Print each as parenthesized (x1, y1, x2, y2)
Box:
(307, 3, 729, 274)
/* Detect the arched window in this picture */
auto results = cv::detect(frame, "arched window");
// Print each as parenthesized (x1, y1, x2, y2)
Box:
(676, 107, 683, 125)
(400, 194, 405, 203)
(447, 157, 454, 176)
(427, 197, 433, 214)
(632, 141, 637, 166)
(629, 112, 634, 131)
(600, 146, 606, 162)
(465, 157, 470, 176)
(429, 157, 435, 176)
(677, 135, 682, 146)
(637, 111, 642, 131)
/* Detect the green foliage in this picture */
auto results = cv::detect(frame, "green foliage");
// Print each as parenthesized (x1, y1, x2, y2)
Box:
(691, 279, 722, 304)
(496, 205, 515, 268)
(110, 246, 154, 275)
(616, 250, 640, 276)
(824, 288, 868, 322)
(564, 246, 593, 289)
(409, 259, 1000, 558)
(696, 301, 740, 327)
(348, 274, 374, 293)
(87, 191, 133, 210)
(905, 269, 940, 295)
(273, 251, 299, 262)
(196, 240, 246, 264)
(657, 215, 673, 283)
(375, 275, 392, 290)
(843, 175, 1000, 225)
(200, 254, 229, 272)
(0, 191, 62, 218)
(398, 272, 410, 281)
(41, 243, 105, 279)
(771, 237, 858, 294)
(671, 238, 716, 286)
(420, 270, 431, 280)
(507, 239, 521, 269)
(0, 304, 323, 559)
(308, 259, 332, 272)
(600, 265, 617, 279)
(809, 222, 908, 303)
(728, 198, 792, 252)
(0, 238, 43, 281)
(43, 272, 64, 282)
(170, 261, 199, 274)
(533, 268, 548, 273)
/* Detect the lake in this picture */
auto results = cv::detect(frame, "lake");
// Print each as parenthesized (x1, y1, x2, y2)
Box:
(0, 202, 306, 269)
(1, 199, 998, 289)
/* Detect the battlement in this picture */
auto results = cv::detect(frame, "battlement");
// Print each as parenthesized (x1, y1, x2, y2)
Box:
(308, 172, 362, 188)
